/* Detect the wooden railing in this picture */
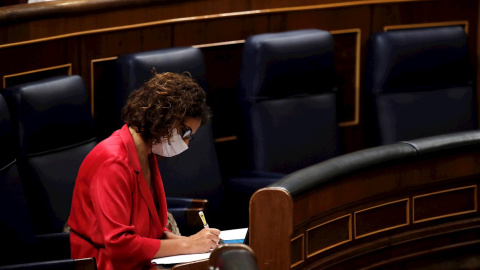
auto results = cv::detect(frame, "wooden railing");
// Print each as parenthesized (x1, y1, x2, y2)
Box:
(0, 0, 478, 177)
(249, 130, 480, 269)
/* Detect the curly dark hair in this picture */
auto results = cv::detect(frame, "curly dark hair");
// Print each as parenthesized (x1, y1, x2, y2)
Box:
(121, 71, 212, 144)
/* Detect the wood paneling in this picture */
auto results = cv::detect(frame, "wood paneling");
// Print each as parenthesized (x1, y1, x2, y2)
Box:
(306, 214, 351, 257)
(413, 185, 477, 223)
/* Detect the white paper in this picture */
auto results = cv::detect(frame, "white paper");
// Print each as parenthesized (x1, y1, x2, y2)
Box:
(151, 253, 210, 265)
(219, 228, 248, 240)
(151, 228, 248, 265)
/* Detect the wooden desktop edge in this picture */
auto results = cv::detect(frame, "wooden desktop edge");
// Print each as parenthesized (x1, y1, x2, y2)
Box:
(167, 258, 209, 270)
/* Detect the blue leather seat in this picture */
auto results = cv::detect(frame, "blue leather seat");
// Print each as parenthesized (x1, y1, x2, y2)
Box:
(0, 93, 36, 265)
(116, 47, 235, 234)
(365, 25, 477, 145)
(0, 93, 96, 268)
(235, 28, 341, 188)
(3, 75, 98, 236)
(226, 29, 342, 228)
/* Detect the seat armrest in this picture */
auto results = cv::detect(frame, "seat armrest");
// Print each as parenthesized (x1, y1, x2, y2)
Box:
(166, 197, 208, 209)
(167, 197, 208, 236)
(34, 232, 71, 261)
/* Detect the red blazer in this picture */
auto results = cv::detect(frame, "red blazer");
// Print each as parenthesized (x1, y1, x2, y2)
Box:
(69, 124, 169, 270)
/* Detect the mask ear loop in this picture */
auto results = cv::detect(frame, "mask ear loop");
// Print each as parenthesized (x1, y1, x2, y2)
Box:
(182, 128, 192, 141)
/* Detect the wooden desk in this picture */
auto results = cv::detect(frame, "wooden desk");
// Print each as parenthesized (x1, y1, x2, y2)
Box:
(249, 131, 480, 270)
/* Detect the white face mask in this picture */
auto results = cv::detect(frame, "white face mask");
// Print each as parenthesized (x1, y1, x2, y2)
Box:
(152, 128, 189, 157)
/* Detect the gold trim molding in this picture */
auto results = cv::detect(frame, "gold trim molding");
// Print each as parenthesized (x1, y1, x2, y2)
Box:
(384, 20, 469, 34)
(3, 63, 72, 89)
(193, 40, 245, 48)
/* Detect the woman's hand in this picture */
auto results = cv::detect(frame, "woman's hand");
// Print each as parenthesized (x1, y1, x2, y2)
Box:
(153, 227, 221, 258)
(184, 228, 221, 253)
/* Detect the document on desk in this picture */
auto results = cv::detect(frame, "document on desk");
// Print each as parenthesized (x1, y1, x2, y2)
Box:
(151, 228, 248, 265)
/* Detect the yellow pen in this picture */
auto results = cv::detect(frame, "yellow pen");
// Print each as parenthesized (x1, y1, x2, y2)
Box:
(198, 211, 224, 244)
(198, 211, 209, 228)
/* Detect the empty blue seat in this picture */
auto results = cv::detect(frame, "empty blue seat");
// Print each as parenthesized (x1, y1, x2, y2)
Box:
(0, 93, 36, 265)
(236, 28, 341, 184)
(1, 91, 96, 267)
(226, 29, 342, 228)
(365, 25, 477, 145)
(3, 75, 98, 235)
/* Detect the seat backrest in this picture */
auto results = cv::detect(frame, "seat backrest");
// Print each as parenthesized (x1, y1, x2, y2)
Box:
(116, 47, 226, 231)
(365, 25, 477, 145)
(0, 93, 36, 265)
(237, 28, 341, 175)
(3, 75, 98, 235)
(209, 244, 259, 270)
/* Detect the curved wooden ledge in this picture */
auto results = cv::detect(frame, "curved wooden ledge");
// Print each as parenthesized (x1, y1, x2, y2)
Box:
(0, 0, 165, 22)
